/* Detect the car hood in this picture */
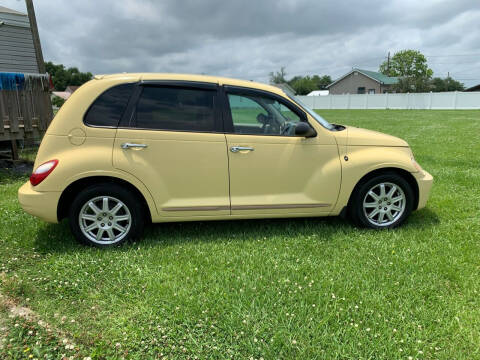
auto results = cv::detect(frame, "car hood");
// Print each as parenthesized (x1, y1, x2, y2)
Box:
(340, 126, 409, 147)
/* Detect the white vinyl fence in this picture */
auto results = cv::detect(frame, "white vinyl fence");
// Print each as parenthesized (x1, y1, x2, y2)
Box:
(298, 91, 480, 110)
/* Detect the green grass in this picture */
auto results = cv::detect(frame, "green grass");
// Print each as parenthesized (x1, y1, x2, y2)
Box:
(18, 147, 38, 163)
(1, 110, 479, 359)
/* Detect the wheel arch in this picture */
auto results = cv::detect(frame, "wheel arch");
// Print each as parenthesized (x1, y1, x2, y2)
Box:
(347, 167, 419, 211)
(57, 176, 153, 222)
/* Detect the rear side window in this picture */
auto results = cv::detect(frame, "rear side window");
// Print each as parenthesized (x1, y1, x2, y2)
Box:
(84, 83, 134, 127)
(133, 86, 216, 132)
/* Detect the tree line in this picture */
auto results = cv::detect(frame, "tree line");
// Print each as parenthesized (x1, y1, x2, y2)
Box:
(45, 61, 93, 92)
(269, 67, 332, 95)
(46, 51, 466, 101)
(270, 49, 465, 94)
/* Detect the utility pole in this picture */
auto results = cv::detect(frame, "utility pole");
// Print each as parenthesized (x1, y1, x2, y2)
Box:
(25, 0, 53, 128)
(387, 51, 391, 75)
(25, 0, 46, 73)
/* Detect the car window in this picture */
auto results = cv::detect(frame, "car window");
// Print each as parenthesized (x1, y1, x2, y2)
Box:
(84, 83, 134, 127)
(133, 86, 216, 132)
(227, 93, 302, 136)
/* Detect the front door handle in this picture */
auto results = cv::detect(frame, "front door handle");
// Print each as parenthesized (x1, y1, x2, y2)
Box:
(230, 146, 254, 153)
(121, 143, 148, 149)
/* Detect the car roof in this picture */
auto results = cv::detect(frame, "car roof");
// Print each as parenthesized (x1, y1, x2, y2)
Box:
(93, 73, 285, 96)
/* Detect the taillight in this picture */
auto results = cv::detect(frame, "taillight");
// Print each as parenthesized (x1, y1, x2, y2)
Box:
(30, 159, 59, 186)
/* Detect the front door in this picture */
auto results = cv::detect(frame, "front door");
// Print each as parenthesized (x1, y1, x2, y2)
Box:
(113, 82, 230, 218)
(223, 87, 341, 216)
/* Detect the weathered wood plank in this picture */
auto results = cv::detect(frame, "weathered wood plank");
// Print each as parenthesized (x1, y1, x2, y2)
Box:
(10, 139, 18, 160)
(0, 92, 5, 134)
(21, 91, 33, 133)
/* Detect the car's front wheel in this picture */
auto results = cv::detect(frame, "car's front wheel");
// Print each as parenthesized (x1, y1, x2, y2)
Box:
(68, 183, 145, 247)
(349, 173, 414, 229)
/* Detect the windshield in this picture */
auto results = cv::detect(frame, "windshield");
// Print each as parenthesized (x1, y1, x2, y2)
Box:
(283, 90, 335, 130)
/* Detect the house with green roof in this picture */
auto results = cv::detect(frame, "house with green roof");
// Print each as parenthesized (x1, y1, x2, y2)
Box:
(326, 68, 398, 94)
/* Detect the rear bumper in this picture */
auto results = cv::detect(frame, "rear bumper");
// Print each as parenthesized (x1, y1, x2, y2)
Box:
(413, 169, 433, 210)
(18, 182, 61, 223)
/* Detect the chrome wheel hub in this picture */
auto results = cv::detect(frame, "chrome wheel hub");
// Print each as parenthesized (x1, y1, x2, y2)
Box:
(78, 196, 131, 244)
(363, 182, 406, 227)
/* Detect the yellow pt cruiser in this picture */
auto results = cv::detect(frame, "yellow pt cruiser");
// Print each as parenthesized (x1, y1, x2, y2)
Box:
(18, 73, 433, 247)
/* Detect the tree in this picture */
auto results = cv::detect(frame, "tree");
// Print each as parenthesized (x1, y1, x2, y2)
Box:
(269, 67, 287, 84)
(288, 76, 315, 95)
(268, 67, 332, 95)
(315, 75, 332, 89)
(288, 75, 332, 95)
(379, 50, 433, 92)
(393, 77, 432, 93)
(51, 95, 65, 107)
(45, 61, 93, 91)
(430, 77, 465, 92)
(380, 50, 433, 78)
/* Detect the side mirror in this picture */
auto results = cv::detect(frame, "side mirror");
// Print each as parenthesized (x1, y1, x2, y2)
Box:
(295, 122, 317, 138)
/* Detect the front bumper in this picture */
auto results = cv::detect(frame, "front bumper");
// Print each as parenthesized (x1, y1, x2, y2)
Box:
(413, 169, 433, 210)
(18, 181, 61, 223)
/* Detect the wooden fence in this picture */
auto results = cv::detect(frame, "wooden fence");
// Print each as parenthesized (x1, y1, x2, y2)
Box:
(0, 73, 53, 159)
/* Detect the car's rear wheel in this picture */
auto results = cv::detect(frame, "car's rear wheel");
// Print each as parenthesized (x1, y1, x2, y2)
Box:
(349, 173, 414, 229)
(69, 183, 144, 247)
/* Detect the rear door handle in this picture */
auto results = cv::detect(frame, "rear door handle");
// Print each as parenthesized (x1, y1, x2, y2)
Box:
(230, 146, 254, 153)
(121, 143, 148, 149)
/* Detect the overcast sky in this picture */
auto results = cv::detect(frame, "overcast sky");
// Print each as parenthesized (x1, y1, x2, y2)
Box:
(3, 0, 480, 87)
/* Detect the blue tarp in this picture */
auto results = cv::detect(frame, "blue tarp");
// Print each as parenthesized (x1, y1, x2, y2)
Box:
(0, 72, 25, 91)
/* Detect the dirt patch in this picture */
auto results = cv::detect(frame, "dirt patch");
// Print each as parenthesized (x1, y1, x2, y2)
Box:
(0, 274, 76, 351)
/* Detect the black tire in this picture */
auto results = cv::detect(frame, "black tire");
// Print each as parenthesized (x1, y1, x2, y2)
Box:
(348, 172, 414, 229)
(68, 183, 145, 247)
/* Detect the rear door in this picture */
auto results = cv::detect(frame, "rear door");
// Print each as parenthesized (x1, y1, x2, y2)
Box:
(113, 82, 230, 218)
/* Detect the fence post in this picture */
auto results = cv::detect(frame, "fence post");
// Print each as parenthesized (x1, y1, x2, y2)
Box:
(21, 91, 33, 134)
(385, 92, 389, 109)
(329, 95, 332, 109)
(0, 93, 5, 134)
(10, 139, 19, 160)
(7, 91, 19, 133)
(347, 93, 351, 109)
(365, 94, 368, 109)
(429, 91, 433, 109)
(454, 91, 458, 109)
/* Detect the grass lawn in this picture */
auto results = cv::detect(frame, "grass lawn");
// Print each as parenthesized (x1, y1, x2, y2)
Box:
(1, 110, 479, 359)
